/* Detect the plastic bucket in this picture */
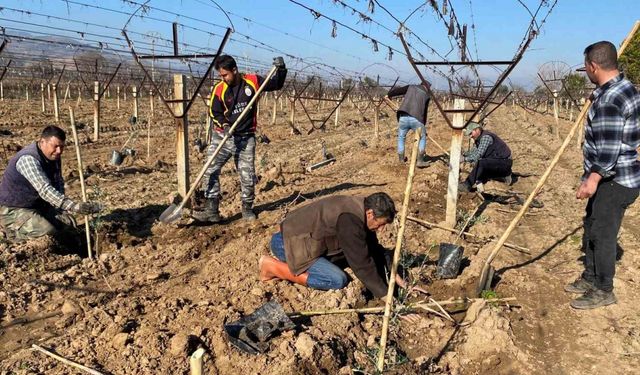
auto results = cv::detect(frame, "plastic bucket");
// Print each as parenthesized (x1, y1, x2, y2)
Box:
(110, 150, 124, 166)
(437, 243, 464, 279)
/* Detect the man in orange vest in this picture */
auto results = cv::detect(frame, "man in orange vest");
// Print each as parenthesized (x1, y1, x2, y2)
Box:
(193, 55, 287, 223)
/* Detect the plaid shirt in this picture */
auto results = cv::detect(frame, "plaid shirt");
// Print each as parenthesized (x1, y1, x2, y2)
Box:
(583, 73, 640, 188)
(15, 155, 75, 211)
(464, 134, 493, 163)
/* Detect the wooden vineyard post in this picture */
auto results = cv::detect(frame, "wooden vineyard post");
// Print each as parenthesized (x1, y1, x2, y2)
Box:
(40, 83, 46, 113)
(63, 82, 70, 103)
(1, 81, 3, 101)
(116, 85, 120, 110)
(149, 89, 155, 117)
(132, 86, 139, 120)
(289, 97, 296, 128)
(69, 107, 93, 259)
(271, 96, 277, 125)
(446, 99, 465, 227)
(174, 74, 190, 202)
(52, 83, 60, 122)
(376, 131, 420, 372)
(25, 85, 29, 101)
(47, 84, 51, 101)
(552, 90, 560, 139)
(93, 81, 101, 141)
(374, 105, 380, 138)
(334, 91, 342, 128)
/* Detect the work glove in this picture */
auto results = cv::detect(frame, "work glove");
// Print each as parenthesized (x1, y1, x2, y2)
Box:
(72, 201, 104, 215)
(273, 56, 286, 69)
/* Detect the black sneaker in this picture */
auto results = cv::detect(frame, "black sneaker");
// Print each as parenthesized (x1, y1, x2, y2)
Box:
(570, 288, 617, 310)
(564, 278, 595, 294)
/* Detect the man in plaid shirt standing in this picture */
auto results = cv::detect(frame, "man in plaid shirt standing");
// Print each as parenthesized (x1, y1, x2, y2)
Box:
(566, 41, 640, 309)
(0, 126, 102, 244)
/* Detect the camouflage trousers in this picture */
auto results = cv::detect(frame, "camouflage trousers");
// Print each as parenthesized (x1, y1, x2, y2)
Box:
(201, 132, 257, 204)
(0, 204, 76, 242)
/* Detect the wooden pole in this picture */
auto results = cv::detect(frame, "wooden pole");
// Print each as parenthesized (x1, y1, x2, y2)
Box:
(25, 85, 29, 101)
(189, 348, 205, 375)
(149, 89, 155, 117)
(374, 105, 380, 138)
(376, 131, 420, 372)
(334, 92, 342, 128)
(476, 20, 640, 293)
(47, 83, 51, 101)
(63, 82, 70, 103)
(32, 344, 104, 375)
(552, 91, 560, 139)
(147, 104, 152, 161)
(271, 98, 277, 125)
(53, 84, 60, 122)
(69, 108, 92, 259)
(41, 83, 46, 113)
(289, 98, 296, 128)
(174, 74, 190, 201)
(446, 99, 465, 227)
(116, 85, 120, 110)
(93, 81, 100, 141)
(0, 81, 3, 101)
(132, 86, 139, 119)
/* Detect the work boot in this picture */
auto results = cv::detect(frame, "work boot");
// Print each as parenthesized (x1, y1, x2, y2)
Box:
(570, 288, 617, 310)
(416, 154, 430, 168)
(242, 202, 257, 221)
(503, 174, 513, 186)
(564, 278, 595, 294)
(458, 181, 472, 193)
(259, 255, 308, 285)
(191, 198, 222, 223)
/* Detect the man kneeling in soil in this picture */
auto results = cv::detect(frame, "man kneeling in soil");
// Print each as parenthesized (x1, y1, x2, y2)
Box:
(259, 192, 407, 298)
(0, 125, 102, 244)
(459, 121, 513, 192)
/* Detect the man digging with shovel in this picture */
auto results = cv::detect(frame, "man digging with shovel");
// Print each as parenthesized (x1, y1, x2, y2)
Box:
(259, 192, 409, 298)
(193, 55, 287, 223)
(0, 126, 102, 244)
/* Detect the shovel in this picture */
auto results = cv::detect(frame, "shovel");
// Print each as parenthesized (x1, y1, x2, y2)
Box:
(159, 65, 279, 224)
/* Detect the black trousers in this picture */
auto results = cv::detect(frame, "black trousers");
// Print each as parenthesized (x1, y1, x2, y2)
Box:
(465, 158, 512, 185)
(581, 180, 638, 292)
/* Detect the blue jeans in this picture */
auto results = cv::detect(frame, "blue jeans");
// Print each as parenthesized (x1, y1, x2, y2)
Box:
(397, 115, 426, 155)
(270, 232, 348, 290)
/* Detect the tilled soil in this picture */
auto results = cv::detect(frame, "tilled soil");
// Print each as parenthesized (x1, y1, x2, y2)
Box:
(0, 96, 639, 374)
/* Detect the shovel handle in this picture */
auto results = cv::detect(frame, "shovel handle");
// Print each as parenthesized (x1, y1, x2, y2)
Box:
(172, 65, 279, 214)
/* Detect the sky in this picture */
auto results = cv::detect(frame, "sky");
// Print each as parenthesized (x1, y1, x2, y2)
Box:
(1, 0, 638, 90)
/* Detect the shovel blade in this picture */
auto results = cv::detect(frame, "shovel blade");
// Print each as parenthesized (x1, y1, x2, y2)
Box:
(159, 204, 182, 224)
(476, 265, 496, 296)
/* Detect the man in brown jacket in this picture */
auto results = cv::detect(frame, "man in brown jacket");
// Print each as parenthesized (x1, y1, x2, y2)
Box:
(259, 192, 405, 298)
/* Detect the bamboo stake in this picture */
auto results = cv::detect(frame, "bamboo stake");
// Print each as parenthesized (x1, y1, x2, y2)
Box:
(189, 348, 205, 375)
(406, 216, 531, 254)
(69, 107, 92, 259)
(476, 20, 640, 294)
(289, 297, 516, 317)
(376, 131, 420, 371)
(32, 344, 104, 375)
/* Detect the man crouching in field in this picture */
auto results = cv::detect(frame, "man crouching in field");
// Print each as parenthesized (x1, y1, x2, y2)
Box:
(259, 192, 408, 298)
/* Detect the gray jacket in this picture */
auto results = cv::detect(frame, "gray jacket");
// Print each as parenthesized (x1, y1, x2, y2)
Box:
(387, 85, 430, 124)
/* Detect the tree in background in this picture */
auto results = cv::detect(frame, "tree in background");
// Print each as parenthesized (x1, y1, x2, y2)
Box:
(619, 30, 640, 84)
(563, 73, 588, 100)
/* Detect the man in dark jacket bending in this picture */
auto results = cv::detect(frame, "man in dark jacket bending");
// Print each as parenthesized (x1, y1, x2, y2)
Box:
(386, 84, 430, 167)
(259, 192, 407, 298)
(459, 121, 513, 192)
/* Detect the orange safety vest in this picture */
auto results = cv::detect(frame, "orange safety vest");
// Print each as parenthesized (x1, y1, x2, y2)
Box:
(209, 74, 260, 131)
